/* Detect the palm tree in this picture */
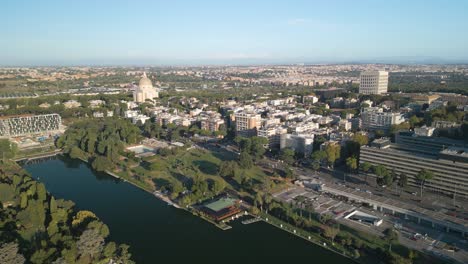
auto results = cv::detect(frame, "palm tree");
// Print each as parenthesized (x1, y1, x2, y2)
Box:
(294, 196, 306, 218)
(255, 191, 264, 212)
(360, 162, 372, 185)
(416, 169, 434, 198)
(305, 202, 315, 222)
(263, 194, 272, 214)
(346, 156, 358, 173)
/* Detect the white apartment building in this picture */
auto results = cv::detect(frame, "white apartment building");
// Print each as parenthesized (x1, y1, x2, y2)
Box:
(361, 107, 404, 131)
(359, 71, 389, 94)
(339, 120, 352, 131)
(280, 133, 314, 155)
(287, 122, 319, 133)
(0, 114, 62, 137)
(258, 125, 287, 149)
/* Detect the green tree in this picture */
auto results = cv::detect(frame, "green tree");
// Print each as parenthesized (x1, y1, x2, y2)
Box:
(239, 151, 253, 169)
(0, 242, 26, 264)
(91, 156, 114, 172)
(20, 192, 28, 208)
(361, 162, 372, 174)
(0, 183, 15, 202)
(325, 144, 341, 168)
(311, 161, 320, 171)
(383, 227, 398, 252)
(322, 225, 340, 243)
(103, 242, 116, 258)
(279, 148, 295, 164)
(374, 164, 388, 178)
(398, 173, 408, 188)
(218, 160, 238, 178)
(352, 133, 369, 146)
(234, 136, 251, 152)
(416, 169, 434, 198)
(37, 183, 47, 201)
(249, 136, 268, 161)
(0, 139, 18, 160)
(49, 197, 57, 214)
(311, 150, 327, 164)
(77, 228, 104, 259)
(211, 179, 226, 195)
(345, 156, 358, 172)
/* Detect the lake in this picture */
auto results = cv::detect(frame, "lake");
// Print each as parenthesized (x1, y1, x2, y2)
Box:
(23, 156, 354, 263)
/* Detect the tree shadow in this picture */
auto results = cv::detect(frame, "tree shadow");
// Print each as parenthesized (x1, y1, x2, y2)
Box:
(211, 150, 237, 162)
(192, 160, 218, 175)
(152, 178, 171, 190)
(169, 171, 191, 185)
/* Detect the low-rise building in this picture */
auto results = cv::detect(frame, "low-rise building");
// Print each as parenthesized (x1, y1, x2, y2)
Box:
(63, 100, 81, 109)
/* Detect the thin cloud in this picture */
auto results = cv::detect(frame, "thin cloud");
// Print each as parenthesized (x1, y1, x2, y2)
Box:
(287, 18, 308, 25)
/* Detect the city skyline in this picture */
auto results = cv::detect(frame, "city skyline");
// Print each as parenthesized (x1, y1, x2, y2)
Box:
(2, 0, 468, 66)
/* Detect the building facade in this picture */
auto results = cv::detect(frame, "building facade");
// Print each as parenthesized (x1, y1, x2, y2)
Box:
(201, 118, 225, 132)
(0, 114, 62, 137)
(258, 125, 287, 149)
(360, 143, 468, 198)
(133, 72, 159, 103)
(395, 131, 468, 156)
(234, 112, 261, 137)
(280, 133, 314, 155)
(359, 71, 389, 94)
(361, 107, 404, 131)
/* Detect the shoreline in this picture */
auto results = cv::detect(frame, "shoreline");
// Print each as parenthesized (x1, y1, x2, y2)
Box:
(257, 214, 358, 263)
(19, 153, 357, 263)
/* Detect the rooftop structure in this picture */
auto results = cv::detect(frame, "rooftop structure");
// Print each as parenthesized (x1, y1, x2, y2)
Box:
(201, 196, 241, 221)
(395, 131, 468, 156)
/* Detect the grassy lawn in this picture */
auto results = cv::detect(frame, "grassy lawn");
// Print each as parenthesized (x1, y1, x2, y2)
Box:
(114, 146, 273, 200)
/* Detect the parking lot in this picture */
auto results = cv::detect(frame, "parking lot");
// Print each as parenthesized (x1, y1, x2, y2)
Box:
(273, 181, 468, 264)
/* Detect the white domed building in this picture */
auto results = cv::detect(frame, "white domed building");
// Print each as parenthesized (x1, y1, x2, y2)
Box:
(133, 72, 159, 103)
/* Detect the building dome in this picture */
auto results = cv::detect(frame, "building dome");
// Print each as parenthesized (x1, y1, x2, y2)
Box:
(139, 72, 153, 88)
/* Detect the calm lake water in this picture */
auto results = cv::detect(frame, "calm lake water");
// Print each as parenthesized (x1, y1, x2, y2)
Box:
(23, 157, 354, 263)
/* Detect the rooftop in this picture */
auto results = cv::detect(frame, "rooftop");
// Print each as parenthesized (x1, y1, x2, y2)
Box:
(204, 197, 237, 212)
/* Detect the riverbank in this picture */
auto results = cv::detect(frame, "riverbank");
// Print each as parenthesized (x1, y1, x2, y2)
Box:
(13, 153, 356, 262)
(14, 149, 63, 162)
(256, 213, 359, 263)
(23, 157, 356, 263)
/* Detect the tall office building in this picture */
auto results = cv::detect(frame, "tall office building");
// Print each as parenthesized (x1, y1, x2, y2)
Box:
(359, 71, 389, 94)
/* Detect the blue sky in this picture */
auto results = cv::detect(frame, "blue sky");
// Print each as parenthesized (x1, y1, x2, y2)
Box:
(1, 0, 468, 65)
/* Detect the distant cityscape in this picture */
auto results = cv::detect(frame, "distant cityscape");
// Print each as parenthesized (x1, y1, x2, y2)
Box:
(1, 62, 468, 263)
